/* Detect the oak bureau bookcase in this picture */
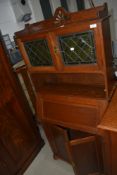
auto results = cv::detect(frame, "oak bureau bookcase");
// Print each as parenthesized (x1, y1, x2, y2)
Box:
(15, 3, 117, 175)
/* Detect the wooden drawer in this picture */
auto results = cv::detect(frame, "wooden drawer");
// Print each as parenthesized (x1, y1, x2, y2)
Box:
(43, 101, 99, 130)
(50, 125, 103, 175)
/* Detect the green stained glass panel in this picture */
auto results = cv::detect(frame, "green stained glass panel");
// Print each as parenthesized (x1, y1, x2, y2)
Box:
(24, 39, 53, 66)
(59, 31, 96, 65)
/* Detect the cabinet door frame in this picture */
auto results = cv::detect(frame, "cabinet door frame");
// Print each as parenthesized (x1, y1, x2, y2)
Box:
(17, 32, 62, 73)
(52, 21, 105, 73)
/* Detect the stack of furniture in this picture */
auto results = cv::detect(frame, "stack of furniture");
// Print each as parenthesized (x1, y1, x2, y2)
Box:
(15, 3, 117, 175)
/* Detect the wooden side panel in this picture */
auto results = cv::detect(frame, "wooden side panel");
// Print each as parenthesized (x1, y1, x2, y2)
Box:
(0, 98, 41, 170)
(0, 162, 11, 175)
(110, 132, 117, 175)
(42, 122, 58, 156)
(0, 35, 44, 174)
(101, 18, 115, 97)
(0, 141, 15, 175)
(0, 44, 13, 107)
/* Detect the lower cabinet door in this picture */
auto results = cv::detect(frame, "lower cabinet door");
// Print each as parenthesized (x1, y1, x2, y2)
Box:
(68, 134, 100, 175)
(51, 125, 102, 175)
(51, 125, 71, 163)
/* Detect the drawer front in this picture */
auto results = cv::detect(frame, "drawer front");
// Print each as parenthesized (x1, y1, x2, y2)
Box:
(43, 101, 98, 129)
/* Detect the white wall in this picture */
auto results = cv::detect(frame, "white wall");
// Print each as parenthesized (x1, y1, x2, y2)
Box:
(67, 0, 77, 12)
(84, 0, 117, 40)
(28, 0, 44, 22)
(84, 0, 113, 9)
(49, 0, 78, 13)
(0, 0, 24, 40)
(49, 0, 61, 14)
(0, 0, 44, 41)
(111, 0, 117, 40)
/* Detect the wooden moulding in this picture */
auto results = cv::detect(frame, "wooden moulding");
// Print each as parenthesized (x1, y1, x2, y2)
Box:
(15, 3, 108, 37)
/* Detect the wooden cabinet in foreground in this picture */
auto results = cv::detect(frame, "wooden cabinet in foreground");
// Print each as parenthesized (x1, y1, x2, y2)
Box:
(15, 3, 117, 175)
(0, 32, 44, 175)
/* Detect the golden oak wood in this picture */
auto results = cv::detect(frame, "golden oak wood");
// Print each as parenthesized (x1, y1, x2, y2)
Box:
(15, 3, 116, 175)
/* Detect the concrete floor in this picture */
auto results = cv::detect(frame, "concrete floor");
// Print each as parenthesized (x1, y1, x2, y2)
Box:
(24, 127, 74, 175)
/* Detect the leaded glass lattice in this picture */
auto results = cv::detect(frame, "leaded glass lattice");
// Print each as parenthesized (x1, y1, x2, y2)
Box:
(59, 31, 96, 65)
(24, 39, 53, 66)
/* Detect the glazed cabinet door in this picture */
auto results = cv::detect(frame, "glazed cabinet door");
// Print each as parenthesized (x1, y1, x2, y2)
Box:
(53, 21, 105, 73)
(18, 32, 61, 73)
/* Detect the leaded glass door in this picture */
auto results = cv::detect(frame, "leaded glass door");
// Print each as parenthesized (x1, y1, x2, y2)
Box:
(19, 33, 59, 72)
(24, 39, 53, 67)
(59, 31, 96, 66)
(53, 22, 102, 73)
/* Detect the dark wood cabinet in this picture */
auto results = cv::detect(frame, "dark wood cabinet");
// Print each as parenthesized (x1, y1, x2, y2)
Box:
(15, 3, 117, 175)
(0, 140, 15, 175)
(0, 34, 44, 175)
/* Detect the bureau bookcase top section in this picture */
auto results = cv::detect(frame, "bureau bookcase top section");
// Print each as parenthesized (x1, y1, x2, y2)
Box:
(15, 3, 110, 72)
(15, 3, 114, 99)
